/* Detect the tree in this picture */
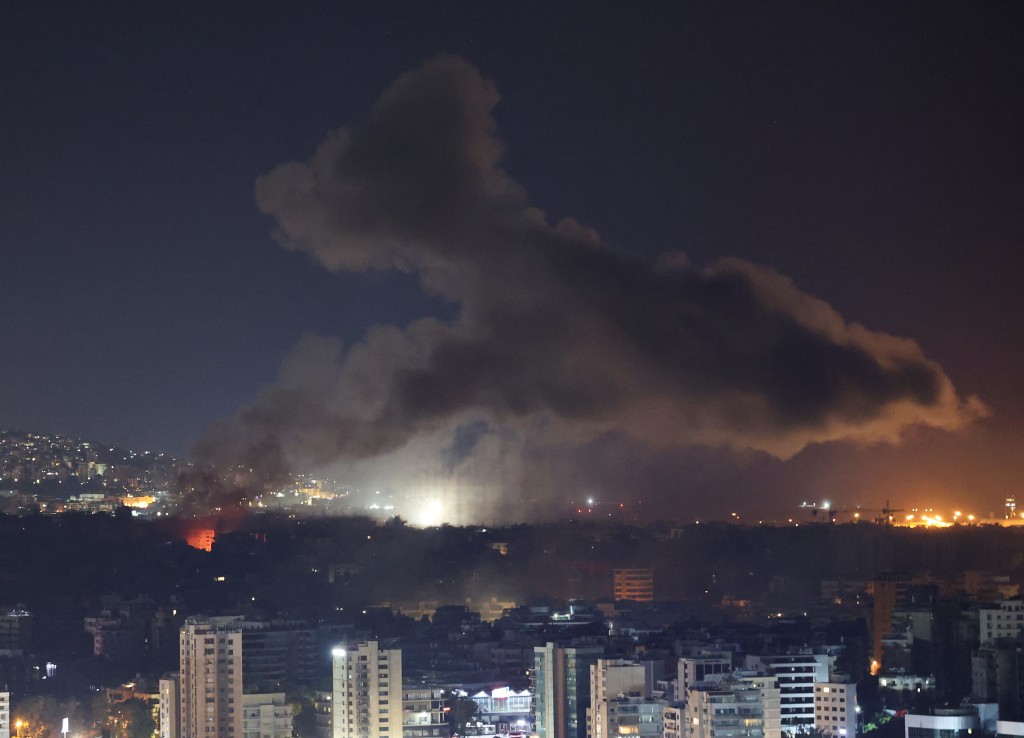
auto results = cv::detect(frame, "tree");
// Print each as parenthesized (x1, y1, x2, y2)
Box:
(106, 699, 155, 738)
(291, 696, 318, 738)
(444, 692, 480, 738)
(13, 695, 105, 738)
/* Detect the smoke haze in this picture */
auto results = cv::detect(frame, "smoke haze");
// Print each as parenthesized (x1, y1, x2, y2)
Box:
(196, 55, 985, 522)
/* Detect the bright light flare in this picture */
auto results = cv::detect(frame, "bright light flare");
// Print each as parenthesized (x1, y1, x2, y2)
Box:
(411, 498, 446, 527)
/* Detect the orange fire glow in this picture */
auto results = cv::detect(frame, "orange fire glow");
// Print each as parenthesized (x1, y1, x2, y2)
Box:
(186, 528, 216, 552)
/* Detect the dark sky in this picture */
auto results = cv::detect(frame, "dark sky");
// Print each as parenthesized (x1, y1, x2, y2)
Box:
(2, 1, 1022, 520)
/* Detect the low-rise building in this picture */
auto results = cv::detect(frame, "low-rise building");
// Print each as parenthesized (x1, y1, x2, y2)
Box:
(904, 709, 979, 738)
(403, 686, 448, 738)
(981, 601, 1024, 645)
(470, 686, 532, 736)
(241, 693, 292, 738)
(814, 681, 856, 738)
(0, 690, 10, 738)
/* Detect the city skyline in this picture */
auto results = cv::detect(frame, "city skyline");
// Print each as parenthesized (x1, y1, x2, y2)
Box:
(2, 3, 1023, 520)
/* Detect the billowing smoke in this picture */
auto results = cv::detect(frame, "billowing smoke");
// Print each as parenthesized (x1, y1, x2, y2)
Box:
(195, 55, 985, 521)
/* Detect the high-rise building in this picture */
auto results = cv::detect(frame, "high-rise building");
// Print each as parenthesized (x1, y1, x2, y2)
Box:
(179, 617, 244, 738)
(332, 641, 402, 738)
(0, 610, 32, 652)
(159, 675, 180, 738)
(746, 654, 830, 734)
(613, 570, 654, 603)
(313, 691, 334, 738)
(241, 621, 318, 690)
(869, 574, 911, 673)
(588, 660, 654, 738)
(971, 640, 1024, 721)
(534, 643, 605, 738)
(737, 674, 781, 738)
(814, 681, 857, 738)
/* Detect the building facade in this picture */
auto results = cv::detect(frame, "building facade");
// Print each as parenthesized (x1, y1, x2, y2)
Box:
(596, 697, 663, 738)
(332, 641, 402, 738)
(313, 691, 334, 738)
(746, 654, 829, 734)
(534, 643, 605, 738)
(589, 660, 653, 738)
(676, 655, 732, 701)
(0, 690, 9, 738)
(663, 704, 684, 738)
(241, 692, 292, 738)
(179, 617, 244, 738)
(613, 570, 654, 603)
(159, 675, 180, 738)
(981, 601, 1024, 645)
(684, 679, 779, 738)
(470, 687, 532, 736)
(813, 681, 857, 738)
(905, 709, 979, 738)
(402, 686, 448, 738)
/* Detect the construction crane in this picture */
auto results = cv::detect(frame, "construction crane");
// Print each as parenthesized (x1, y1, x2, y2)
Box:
(799, 501, 856, 523)
(873, 500, 905, 525)
(798, 500, 903, 524)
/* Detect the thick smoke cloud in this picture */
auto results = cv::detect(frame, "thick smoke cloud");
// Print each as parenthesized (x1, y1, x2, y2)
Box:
(198, 55, 985, 518)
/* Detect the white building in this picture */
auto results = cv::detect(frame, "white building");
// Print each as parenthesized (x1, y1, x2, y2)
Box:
(663, 704, 684, 738)
(877, 675, 934, 692)
(980, 601, 1024, 645)
(590, 660, 654, 738)
(676, 655, 731, 701)
(0, 690, 9, 738)
(159, 675, 180, 738)
(996, 720, 1024, 738)
(684, 679, 779, 738)
(241, 692, 292, 738)
(332, 641, 403, 738)
(746, 654, 830, 733)
(736, 674, 781, 738)
(403, 686, 448, 738)
(904, 709, 979, 738)
(469, 686, 532, 736)
(813, 681, 856, 738)
(597, 697, 664, 738)
(179, 617, 244, 738)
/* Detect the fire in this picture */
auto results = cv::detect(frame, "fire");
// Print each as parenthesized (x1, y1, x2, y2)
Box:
(186, 528, 216, 552)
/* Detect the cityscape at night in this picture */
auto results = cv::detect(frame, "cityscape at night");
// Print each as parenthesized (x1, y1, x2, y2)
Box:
(2, 4, 1024, 738)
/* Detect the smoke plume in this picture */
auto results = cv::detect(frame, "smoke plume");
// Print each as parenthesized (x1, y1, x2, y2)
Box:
(196, 55, 985, 521)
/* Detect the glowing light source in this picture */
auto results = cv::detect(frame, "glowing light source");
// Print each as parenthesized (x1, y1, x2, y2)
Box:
(411, 498, 446, 526)
(332, 647, 346, 658)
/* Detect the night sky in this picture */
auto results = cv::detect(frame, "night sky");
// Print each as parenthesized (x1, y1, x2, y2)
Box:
(2, 2, 1023, 520)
